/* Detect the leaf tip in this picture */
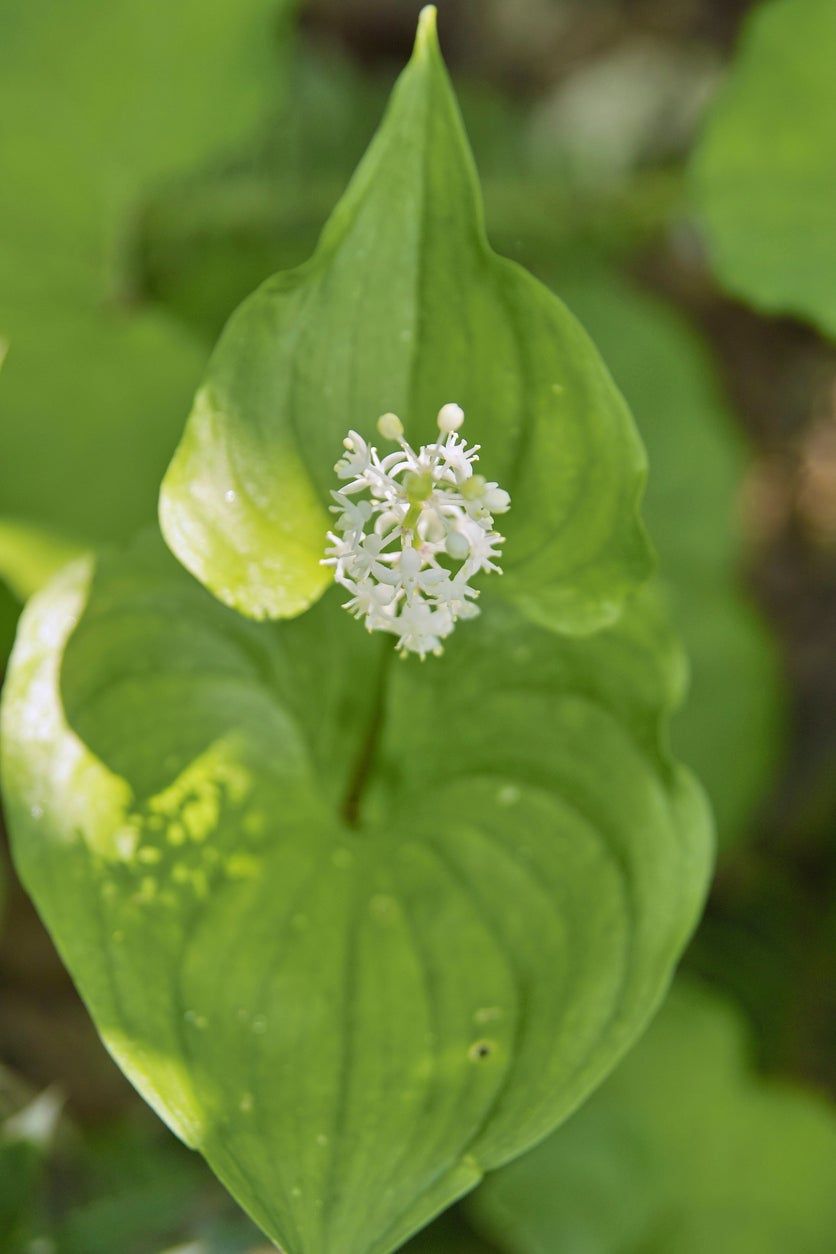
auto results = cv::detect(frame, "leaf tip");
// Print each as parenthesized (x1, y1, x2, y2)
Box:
(414, 5, 439, 57)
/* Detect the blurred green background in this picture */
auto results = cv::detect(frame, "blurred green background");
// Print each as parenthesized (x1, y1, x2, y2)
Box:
(0, 0, 834, 1250)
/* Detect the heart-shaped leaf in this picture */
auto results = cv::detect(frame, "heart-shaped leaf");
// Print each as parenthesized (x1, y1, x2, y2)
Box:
(136, 126, 783, 848)
(691, 0, 836, 337)
(2, 531, 711, 1253)
(160, 7, 652, 635)
(469, 979, 836, 1253)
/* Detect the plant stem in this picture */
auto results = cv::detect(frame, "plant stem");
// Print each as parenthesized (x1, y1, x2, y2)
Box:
(341, 642, 392, 828)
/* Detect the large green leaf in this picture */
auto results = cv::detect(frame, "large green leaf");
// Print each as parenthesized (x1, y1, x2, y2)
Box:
(553, 269, 782, 847)
(160, 8, 652, 634)
(138, 93, 780, 847)
(0, 0, 292, 593)
(1, 531, 711, 1254)
(469, 979, 836, 1254)
(691, 0, 836, 337)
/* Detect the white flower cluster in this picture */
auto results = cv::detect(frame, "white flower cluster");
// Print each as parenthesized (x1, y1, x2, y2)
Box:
(323, 403, 510, 658)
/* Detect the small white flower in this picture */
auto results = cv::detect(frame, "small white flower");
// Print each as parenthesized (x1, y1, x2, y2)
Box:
(341, 578, 398, 621)
(460, 517, 505, 577)
(322, 403, 510, 659)
(394, 599, 453, 658)
(322, 532, 355, 581)
(329, 491, 373, 534)
(335, 431, 374, 482)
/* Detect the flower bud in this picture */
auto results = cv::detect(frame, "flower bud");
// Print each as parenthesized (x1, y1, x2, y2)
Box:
(437, 402, 465, 434)
(377, 412, 404, 440)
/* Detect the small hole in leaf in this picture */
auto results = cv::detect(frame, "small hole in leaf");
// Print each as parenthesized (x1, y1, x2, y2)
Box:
(468, 1038, 496, 1062)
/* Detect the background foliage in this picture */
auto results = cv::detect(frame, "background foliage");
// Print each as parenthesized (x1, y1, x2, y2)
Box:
(0, 0, 833, 1250)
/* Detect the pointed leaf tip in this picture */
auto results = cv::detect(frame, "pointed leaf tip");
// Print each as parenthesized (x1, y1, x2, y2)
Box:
(415, 5, 439, 55)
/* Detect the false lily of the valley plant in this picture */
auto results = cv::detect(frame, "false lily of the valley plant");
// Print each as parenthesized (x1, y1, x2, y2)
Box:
(1, 9, 713, 1254)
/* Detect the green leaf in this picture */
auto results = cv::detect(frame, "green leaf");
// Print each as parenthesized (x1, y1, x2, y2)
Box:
(552, 267, 782, 847)
(52, 1119, 263, 1254)
(0, 0, 293, 591)
(0, 308, 205, 566)
(0, 1088, 62, 1251)
(0, 1134, 43, 1249)
(2, 531, 710, 1254)
(401, 1210, 494, 1254)
(468, 980, 836, 1254)
(132, 78, 782, 847)
(160, 7, 652, 634)
(0, 1087, 271, 1254)
(136, 45, 391, 344)
(0, 581, 18, 711)
(0, 352, 22, 671)
(691, 0, 836, 337)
